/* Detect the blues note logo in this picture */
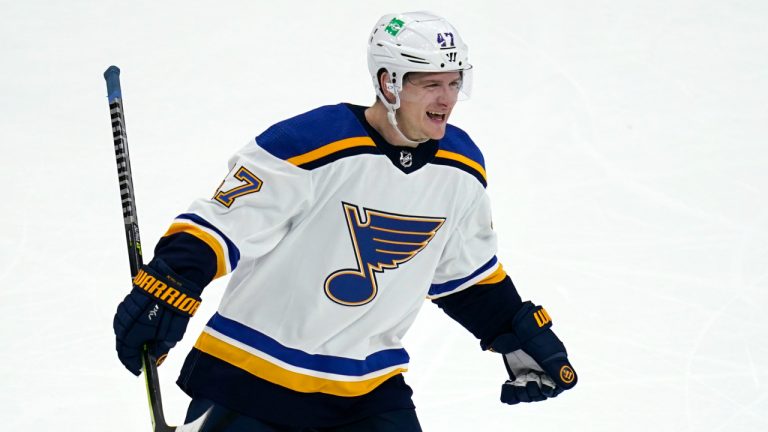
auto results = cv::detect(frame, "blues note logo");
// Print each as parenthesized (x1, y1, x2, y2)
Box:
(325, 203, 445, 306)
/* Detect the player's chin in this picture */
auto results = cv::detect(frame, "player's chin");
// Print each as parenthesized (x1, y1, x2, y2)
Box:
(425, 124, 448, 140)
(423, 114, 450, 139)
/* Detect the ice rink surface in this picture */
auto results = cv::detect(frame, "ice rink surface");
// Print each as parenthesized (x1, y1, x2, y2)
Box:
(1, 1, 767, 430)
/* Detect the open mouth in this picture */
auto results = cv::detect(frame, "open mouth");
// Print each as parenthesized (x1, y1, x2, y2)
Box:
(426, 111, 446, 122)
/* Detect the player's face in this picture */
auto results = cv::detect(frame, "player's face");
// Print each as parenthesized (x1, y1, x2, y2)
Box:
(396, 72, 461, 141)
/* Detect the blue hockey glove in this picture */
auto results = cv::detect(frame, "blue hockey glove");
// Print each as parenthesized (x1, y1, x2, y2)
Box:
(485, 301, 577, 404)
(113, 259, 202, 375)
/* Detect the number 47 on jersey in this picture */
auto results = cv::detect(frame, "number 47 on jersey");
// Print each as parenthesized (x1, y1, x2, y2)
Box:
(213, 166, 263, 208)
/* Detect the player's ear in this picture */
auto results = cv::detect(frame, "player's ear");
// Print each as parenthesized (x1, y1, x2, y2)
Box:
(378, 70, 396, 103)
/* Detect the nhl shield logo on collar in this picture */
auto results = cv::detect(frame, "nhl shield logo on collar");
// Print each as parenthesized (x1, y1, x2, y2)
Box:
(399, 150, 413, 168)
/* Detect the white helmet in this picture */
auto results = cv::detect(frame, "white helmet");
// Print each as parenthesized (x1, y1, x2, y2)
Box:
(366, 11, 473, 144)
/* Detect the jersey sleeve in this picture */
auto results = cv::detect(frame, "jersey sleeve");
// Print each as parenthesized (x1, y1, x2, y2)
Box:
(429, 190, 526, 347)
(152, 138, 312, 288)
(428, 191, 507, 299)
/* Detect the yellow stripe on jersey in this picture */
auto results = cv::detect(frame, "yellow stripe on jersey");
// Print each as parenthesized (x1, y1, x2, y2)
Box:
(286, 137, 377, 167)
(435, 149, 488, 183)
(163, 222, 228, 280)
(194, 332, 408, 397)
(476, 263, 506, 285)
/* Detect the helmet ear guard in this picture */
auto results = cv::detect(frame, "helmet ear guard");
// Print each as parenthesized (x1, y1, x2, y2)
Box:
(374, 68, 400, 107)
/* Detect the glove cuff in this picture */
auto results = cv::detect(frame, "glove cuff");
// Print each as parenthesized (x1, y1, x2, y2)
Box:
(512, 301, 552, 342)
(485, 301, 551, 353)
(132, 263, 202, 317)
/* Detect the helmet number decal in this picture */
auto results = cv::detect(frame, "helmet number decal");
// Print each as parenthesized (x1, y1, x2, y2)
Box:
(437, 32, 455, 48)
(437, 32, 458, 62)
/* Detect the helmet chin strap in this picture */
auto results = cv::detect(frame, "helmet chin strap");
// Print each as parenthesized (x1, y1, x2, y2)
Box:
(378, 85, 428, 147)
(386, 109, 428, 147)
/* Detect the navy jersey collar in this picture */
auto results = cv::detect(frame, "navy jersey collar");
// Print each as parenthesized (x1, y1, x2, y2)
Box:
(344, 103, 438, 174)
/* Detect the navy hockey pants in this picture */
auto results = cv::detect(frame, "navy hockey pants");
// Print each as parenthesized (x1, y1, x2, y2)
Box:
(184, 398, 423, 432)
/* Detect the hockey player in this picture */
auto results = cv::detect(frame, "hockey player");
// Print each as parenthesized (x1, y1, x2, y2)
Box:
(113, 11, 577, 431)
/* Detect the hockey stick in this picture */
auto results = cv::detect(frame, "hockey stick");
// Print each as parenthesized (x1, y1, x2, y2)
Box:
(105, 66, 208, 432)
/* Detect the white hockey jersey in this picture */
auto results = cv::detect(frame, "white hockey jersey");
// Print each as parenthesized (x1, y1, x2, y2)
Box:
(164, 103, 506, 398)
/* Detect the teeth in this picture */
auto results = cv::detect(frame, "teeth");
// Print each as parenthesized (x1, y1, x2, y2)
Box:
(427, 111, 445, 120)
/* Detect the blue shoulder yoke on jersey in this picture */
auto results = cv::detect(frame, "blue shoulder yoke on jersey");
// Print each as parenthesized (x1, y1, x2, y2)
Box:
(256, 104, 488, 187)
(256, 104, 379, 170)
(433, 124, 487, 187)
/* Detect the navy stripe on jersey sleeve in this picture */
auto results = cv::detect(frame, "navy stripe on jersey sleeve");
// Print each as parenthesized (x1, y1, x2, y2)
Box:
(154, 213, 241, 289)
(154, 232, 218, 289)
(177, 213, 241, 270)
(432, 276, 524, 348)
(428, 256, 498, 297)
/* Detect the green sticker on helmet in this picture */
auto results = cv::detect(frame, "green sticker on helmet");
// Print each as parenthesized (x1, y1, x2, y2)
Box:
(385, 18, 405, 36)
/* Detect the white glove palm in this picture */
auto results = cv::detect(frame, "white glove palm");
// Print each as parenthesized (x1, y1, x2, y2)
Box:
(501, 349, 560, 403)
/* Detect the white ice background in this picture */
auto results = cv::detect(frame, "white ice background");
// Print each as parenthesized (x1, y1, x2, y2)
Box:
(1, 1, 767, 430)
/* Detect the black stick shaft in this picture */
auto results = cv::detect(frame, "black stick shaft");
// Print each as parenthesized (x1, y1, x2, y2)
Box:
(104, 65, 175, 432)
(104, 65, 143, 277)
